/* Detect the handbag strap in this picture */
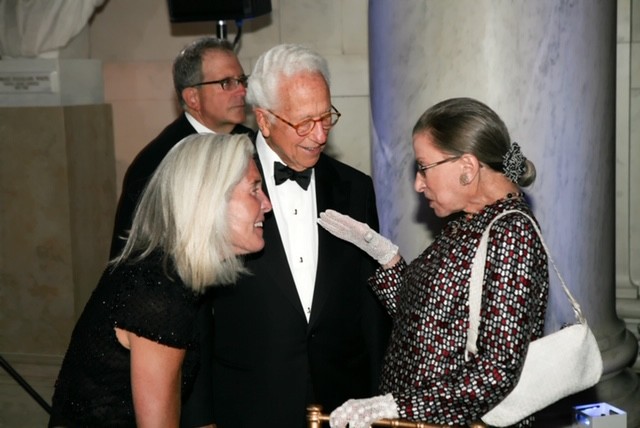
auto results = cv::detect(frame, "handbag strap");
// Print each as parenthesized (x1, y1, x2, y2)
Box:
(465, 209, 585, 360)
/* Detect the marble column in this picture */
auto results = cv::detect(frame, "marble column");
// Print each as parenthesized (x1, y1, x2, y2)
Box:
(616, 0, 640, 374)
(369, 1, 639, 427)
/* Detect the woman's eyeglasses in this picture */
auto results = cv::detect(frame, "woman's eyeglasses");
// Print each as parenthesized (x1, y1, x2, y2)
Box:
(416, 156, 461, 177)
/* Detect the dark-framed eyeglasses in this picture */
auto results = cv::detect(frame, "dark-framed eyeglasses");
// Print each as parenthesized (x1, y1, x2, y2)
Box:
(191, 75, 249, 91)
(267, 105, 341, 137)
(416, 156, 461, 177)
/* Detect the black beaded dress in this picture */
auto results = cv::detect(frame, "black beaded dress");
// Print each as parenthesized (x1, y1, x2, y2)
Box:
(49, 252, 203, 427)
(371, 196, 549, 427)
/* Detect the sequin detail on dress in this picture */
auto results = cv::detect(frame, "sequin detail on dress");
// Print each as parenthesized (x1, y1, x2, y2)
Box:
(49, 252, 203, 427)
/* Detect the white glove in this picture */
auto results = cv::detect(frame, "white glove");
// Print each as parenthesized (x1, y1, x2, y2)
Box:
(329, 394, 399, 428)
(317, 210, 398, 265)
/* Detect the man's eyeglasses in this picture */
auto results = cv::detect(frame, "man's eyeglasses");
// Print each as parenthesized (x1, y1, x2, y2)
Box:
(192, 75, 249, 91)
(267, 105, 341, 137)
(416, 156, 461, 177)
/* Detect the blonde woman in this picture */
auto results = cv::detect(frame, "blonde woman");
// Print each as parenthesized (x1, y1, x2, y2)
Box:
(49, 133, 271, 427)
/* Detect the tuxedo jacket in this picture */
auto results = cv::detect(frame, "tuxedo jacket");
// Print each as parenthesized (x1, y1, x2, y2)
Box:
(109, 114, 254, 258)
(208, 150, 391, 428)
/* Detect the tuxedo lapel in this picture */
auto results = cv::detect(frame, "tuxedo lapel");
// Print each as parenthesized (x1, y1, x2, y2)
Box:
(308, 156, 350, 327)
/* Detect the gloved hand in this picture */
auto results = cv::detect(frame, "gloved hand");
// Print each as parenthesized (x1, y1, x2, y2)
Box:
(317, 209, 398, 265)
(329, 394, 399, 428)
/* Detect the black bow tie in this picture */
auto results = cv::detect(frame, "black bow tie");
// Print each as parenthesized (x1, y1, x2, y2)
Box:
(274, 161, 312, 190)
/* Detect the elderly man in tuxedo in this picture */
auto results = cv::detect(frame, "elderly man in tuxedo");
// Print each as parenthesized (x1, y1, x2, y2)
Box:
(209, 44, 391, 428)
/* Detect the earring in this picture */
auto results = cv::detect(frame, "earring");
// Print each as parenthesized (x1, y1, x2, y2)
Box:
(459, 174, 470, 186)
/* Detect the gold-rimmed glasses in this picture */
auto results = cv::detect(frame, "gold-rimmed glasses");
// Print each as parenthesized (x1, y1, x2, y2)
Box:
(267, 105, 341, 137)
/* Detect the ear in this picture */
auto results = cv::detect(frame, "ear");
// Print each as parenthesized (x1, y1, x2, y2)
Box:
(254, 108, 272, 138)
(459, 153, 481, 180)
(182, 87, 200, 111)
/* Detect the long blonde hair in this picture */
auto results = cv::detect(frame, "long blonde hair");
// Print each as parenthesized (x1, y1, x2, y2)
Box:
(113, 133, 254, 292)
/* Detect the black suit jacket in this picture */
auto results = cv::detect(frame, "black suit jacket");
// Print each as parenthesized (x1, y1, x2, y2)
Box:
(109, 114, 254, 258)
(208, 149, 391, 428)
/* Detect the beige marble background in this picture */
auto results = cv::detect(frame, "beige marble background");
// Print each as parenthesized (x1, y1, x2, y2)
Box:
(0, 105, 115, 427)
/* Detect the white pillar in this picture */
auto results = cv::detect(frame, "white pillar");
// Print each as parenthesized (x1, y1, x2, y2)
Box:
(369, 1, 639, 426)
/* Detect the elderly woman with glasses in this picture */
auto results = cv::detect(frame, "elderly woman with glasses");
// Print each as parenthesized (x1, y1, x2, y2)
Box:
(319, 97, 549, 428)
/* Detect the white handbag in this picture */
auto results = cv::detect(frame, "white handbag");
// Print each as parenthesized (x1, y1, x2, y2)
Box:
(465, 210, 603, 427)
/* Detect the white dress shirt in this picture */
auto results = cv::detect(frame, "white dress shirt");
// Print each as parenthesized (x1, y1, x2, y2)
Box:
(185, 112, 215, 134)
(256, 133, 318, 321)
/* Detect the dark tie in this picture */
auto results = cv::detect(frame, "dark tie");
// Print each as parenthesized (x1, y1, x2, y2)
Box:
(274, 161, 312, 190)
